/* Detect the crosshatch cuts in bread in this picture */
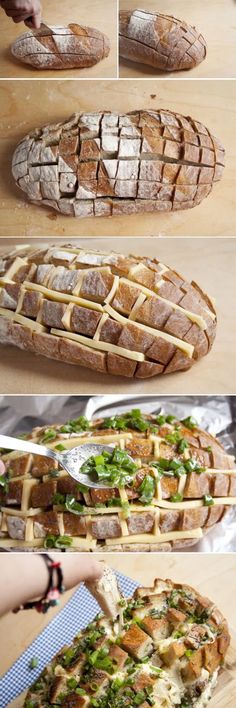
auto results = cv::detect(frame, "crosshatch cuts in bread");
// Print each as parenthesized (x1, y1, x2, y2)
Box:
(0, 243, 217, 380)
(11, 23, 110, 70)
(119, 9, 207, 72)
(11, 110, 225, 218)
(24, 576, 230, 708)
(0, 409, 235, 551)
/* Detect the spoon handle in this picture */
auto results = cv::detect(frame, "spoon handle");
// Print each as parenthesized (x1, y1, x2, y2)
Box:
(0, 434, 58, 462)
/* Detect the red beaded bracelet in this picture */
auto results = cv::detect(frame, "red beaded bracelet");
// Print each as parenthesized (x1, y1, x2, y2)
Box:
(13, 554, 65, 614)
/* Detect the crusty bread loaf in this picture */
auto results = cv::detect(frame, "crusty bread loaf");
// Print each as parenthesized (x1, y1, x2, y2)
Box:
(0, 409, 235, 551)
(119, 9, 207, 72)
(11, 23, 110, 70)
(12, 110, 225, 217)
(0, 243, 217, 379)
(24, 575, 230, 708)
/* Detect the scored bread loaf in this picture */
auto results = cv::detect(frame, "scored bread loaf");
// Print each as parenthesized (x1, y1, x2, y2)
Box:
(11, 23, 110, 70)
(119, 9, 207, 72)
(24, 575, 230, 708)
(0, 409, 235, 551)
(0, 242, 217, 380)
(11, 109, 225, 218)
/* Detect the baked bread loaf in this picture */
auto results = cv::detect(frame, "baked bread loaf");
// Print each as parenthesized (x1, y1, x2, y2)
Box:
(24, 575, 230, 708)
(12, 110, 225, 217)
(0, 243, 217, 380)
(0, 408, 235, 551)
(11, 23, 110, 70)
(119, 9, 207, 72)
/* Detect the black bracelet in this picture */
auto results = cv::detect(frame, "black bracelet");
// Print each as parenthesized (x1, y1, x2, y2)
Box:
(13, 554, 64, 614)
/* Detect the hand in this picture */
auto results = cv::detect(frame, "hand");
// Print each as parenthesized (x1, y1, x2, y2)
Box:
(0, 554, 104, 616)
(0, 0, 42, 28)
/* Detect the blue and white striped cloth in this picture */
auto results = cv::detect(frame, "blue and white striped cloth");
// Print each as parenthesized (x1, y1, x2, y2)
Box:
(0, 571, 138, 708)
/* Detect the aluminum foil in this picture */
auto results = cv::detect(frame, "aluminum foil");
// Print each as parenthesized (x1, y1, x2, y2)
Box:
(0, 395, 235, 552)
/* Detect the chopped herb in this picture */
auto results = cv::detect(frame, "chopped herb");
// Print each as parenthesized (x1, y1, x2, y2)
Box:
(103, 409, 150, 433)
(59, 416, 89, 435)
(65, 495, 85, 514)
(203, 495, 214, 506)
(29, 657, 39, 669)
(138, 475, 155, 504)
(43, 534, 72, 549)
(165, 431, 181, 445)
(0, 474, 8, 492)
(205, 446, 212, 453)
(177, 439, 189, 453)
(67, 677, 78, 690)
(185, 649, 193, 657)
(52, 492, 66, 506)
(75, 687, 86, 696)
(181, 416, 198, 431)
(81, 447, 138, 487)
(40, 428, 57, 444)
(170, 493, 183, 503)
(55, 444, 67, 452)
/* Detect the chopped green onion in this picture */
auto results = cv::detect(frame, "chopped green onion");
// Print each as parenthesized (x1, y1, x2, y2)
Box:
(170, 493, 183, 503)
(203, 495, 214, 506)
(40, 428, 57, 444)
(65, 495, 85, 514)
(181, 416, 198, 431)
(138, 475, 155, 505)
(29, 657, 39, 669)
(55, 444, 67, 452)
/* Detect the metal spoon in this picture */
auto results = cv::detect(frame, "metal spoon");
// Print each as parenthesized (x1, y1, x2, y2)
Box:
(0, 435, 130, 489)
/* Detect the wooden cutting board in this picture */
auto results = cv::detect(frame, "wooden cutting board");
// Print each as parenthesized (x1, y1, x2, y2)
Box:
(0, 0, 118, 79)
(0, 80, 235, 238)
(7, 631, 236, 708)
(119, 0, 236, 79)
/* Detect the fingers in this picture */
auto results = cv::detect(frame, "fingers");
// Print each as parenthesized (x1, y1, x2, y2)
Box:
(0, 460, 6, 475)
(25, 10, 41, 28)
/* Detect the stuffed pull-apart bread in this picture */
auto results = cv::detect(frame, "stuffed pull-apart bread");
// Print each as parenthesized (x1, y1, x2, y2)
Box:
(0, 409, 235, 551)
(12, 109, 224, 217)
(0, 243, 217, 380)
(24, 575, 230, 708)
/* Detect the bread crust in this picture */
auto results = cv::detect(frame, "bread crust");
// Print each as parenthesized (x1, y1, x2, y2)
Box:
(119, 9, 207, 72)
(0, 409, 235, 551)
(0, 243, 217, 380)
(11, 23, 110, 70)
(12, 109, 225, 217)
(24, 575, 230, 708)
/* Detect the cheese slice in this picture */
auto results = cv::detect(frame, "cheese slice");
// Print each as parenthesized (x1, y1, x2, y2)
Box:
(153, 497, 236, 510)
(119, 277, 211, 328)
(104, 304, 194, 357)
(51, 327, 145, 362)
(23, 281, 103, 311)
(105, 528, 203, 545)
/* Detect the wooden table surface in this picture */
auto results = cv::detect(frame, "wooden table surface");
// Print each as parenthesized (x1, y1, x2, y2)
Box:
(119, 0, 236, 78)
(0, 79, 235, 238)
(0, 0, 118, 79)
(1, 554, 235, 707)
(0, 237, 235, 394)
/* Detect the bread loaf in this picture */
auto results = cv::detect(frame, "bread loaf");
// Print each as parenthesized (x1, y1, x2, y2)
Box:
(0, 243, 217, 380)
(24, 575, 230, 708)
(11, 23, 110, 70)
(0, 409, 235, 551)
(12, 110, 225, 217)
(119, 9, 207, 72)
